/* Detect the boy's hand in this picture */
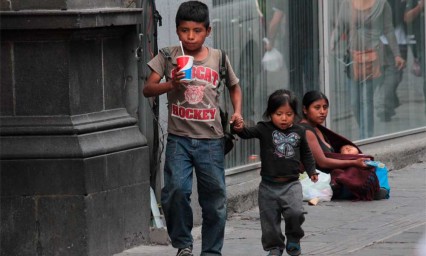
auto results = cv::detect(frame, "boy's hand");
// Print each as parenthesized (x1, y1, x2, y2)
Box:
(170, 67, 186, 89)
(310, 173, 319, 183)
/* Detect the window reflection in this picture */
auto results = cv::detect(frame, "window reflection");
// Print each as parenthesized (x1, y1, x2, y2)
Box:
(210, 0, 426, 168)
(211, 0, 320, 168)
(211, 0, 265, 167)
(328, 0, 425, 141)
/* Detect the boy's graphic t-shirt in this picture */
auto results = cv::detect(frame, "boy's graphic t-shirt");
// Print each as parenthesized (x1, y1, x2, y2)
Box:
(236, 122, 316, 179)
(148, 46, 239, 139)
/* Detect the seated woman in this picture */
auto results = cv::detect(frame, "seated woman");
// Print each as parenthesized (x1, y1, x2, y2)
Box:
(299, 90, 387, 200)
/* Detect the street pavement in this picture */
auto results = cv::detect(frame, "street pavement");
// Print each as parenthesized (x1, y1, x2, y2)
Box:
(116, 160, 426, 256)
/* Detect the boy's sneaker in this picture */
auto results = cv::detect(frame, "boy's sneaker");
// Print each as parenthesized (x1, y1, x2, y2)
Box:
(176, 247, 193, 256)
(267, 248, 283, 256)
(286, 242, 301, 256)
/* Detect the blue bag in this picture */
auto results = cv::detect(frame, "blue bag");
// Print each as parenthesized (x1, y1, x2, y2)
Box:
(365, 160, 390, 199)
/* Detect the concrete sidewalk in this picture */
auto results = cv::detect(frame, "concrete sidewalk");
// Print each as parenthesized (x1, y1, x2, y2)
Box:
(116, 159, 426, 256)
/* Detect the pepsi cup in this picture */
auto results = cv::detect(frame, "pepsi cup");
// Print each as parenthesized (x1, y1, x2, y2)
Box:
(176, 55, 194, 81)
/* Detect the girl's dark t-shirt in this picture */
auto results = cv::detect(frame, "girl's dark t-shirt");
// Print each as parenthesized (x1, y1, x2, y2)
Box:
(236, 122, 316, 180)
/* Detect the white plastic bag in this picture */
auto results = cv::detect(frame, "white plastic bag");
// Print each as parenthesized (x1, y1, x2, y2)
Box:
(300, 170, 333, 202)
(262, 48, 283, 72)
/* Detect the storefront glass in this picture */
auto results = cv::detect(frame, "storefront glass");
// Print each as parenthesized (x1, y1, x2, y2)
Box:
(210, 0, 426, 168)
(326, 0, 426, 140)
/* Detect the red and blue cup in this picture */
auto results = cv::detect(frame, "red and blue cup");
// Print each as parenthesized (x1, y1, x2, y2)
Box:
(176, 55, 194, 81)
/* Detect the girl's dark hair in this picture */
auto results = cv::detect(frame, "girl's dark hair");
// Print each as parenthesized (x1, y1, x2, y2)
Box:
(176, 1, 210, 29)
(302, 90, 329, 117)
(263, 89, 299, 120)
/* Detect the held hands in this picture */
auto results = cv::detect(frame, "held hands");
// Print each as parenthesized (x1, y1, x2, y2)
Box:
(230, 113, 244, 132)
(395, 56, 406, 71)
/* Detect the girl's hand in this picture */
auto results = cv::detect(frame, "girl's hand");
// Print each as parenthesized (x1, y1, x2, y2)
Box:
(310, 173, 319, 183)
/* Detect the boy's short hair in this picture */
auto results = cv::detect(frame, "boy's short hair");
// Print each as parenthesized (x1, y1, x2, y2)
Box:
(176, 1, 210, 29)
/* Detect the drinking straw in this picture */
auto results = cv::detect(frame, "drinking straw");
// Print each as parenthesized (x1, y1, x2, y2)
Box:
(180, 41, 185, 55)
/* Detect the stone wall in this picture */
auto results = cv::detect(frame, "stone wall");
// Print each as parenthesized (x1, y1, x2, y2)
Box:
(0, 1, 152, 255)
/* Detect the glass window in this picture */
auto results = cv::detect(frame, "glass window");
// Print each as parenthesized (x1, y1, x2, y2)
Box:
(211, 0, 320, 168)
(211, 0, 263, 168)
(326, 0, 426, 141)
(209, 0, 426, 169)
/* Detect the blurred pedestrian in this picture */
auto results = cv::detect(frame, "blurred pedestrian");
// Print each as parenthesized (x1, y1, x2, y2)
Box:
(331, 0, 405, 138)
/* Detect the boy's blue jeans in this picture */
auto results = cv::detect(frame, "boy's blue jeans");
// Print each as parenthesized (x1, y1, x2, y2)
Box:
(162, 134, 226, 255)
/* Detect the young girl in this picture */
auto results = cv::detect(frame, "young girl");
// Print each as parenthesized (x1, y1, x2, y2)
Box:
(233, 89, 318, 256)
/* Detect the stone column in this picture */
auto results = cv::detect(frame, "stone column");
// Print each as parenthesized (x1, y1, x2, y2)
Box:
(0, 1, 151, 255)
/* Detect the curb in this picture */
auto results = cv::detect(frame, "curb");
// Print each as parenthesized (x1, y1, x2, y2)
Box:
(359, 131, 426, 170)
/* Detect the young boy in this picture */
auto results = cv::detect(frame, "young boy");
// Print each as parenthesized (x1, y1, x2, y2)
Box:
(143, 1, 243, 256)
